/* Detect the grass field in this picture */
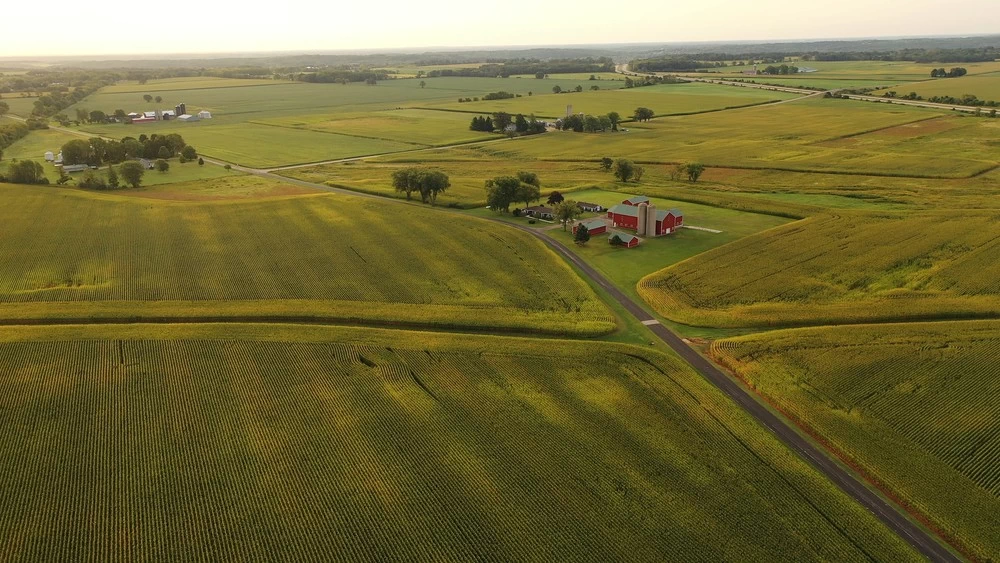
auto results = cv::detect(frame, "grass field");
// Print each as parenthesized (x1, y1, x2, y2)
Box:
(0, 183, 612, 334)
(0, 94, 38, 116)
(639, 211, 1000, 328)
(100, 76, 296, 93)
(426, 82, 796, 117)
(711, 320, 1000, 560)
(875, 74, 1000, 103)
(694, 60, 1000, 82)
(255, 108, 496, 146)
(0, 323, 920, 561)
(278, 156, 613, 206)
(500, 98, 995, 177)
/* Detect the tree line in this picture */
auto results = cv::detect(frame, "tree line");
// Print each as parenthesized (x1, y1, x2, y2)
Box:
(485, 171, 541, 213)
(425, 58, 614, 78)
(929, 67, 967, 78)
(391, 168, 451, 204)
(470, 113, 546, 136)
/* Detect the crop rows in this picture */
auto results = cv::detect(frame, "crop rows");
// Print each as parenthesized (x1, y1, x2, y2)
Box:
(0, 185, 611, 332)
(639, 211, 1000, 327)
(0, 327, 920, 562)
(711, 320, 1000, 560)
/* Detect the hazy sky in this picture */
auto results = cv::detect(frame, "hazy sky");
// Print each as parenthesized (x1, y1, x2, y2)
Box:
(4, 0, 997, 57)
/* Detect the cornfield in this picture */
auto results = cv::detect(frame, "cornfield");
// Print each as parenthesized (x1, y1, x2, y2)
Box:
(0, 185, 612, 334)
(640, 211, 1000, 327)
(711, 320, 1000, 560)
(0, 324, 919, 562)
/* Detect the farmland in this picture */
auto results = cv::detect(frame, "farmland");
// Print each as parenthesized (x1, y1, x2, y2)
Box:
(425, 82, 795, 117)
(875, 74, 1000, 104)
(639, 211, 1000, 328)
(0, 183, 612, 335)
(256, 109, 496, 146)
(711, 320, 1000, 560)
(0, 323, 920, 562)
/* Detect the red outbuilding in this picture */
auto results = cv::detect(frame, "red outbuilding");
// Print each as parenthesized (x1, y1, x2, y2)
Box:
(607, 204, 683, 237)
(572, 218, 608, 236)
(608, 231, 640, 248)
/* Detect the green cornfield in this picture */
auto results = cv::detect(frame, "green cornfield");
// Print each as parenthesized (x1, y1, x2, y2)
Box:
(711, 320, 1000, 560)
(0, 184, 612, 334)
(0, 324, 919, 562)
(639, 211, 1000, 328)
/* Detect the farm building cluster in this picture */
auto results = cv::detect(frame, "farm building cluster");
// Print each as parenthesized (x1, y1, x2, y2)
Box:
(572, 196, 684, 249)
(127, 103, 212, 124)
(522, 201, 605, 220)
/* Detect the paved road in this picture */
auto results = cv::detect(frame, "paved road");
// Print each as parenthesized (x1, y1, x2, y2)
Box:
(502, 223, 962, 563)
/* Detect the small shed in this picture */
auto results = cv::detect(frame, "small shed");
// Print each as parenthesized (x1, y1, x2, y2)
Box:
(609, 231, 640, 248)
(61, 164, 88, 173)
(197, 110, 212, 119)
(127, 112, 140, 119)
(177, 114, 200, 122)
(138, 158, 154, 170)
(573, 218, 608, 236)
(44, 151, 55, 162)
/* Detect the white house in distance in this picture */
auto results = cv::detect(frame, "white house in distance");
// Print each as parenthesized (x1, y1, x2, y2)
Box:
(197, 110, 212, 119)
(177, 114, 200, 122)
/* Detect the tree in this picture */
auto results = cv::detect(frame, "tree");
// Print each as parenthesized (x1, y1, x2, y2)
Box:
(75, 108, 88, 123)
(607, 111, 621, 131)
(516, 170, 540, 188)
(61, 139, 93, 166)
(552, 85, 562, 94)
(119, 161, 145, 188)
(633, 107, 654, 122)
(598, 115, 612, 132)
(583, 115, 601, 132)
(554, 200, 582, 230)
(535, 72, 545, 79)
(669, 163, 685, 181)
(181, 145, 197, 160)
(491, 112, 512, 131)
(421, 170, 450, 204)
(685, 163, 705, 182)
(633, 165, 645, 182)
(547, 191, 564, 205)
(600, 157, 614, 171)
(516, 180, 540, 208)
(143, 94, 153, 103)
(574, 85, 583, 92)
(89, 110, 107, 124)
(0, 101, 8, 117)
(157, 146, 172, 159)
(391, 168, 420, 200)
(78, 169, 107, 189)
(514, 114, 529, 133)
(107, 164, 119, 189)
(198, 157, 205, 166)
(484, 176, 522, 213)
(113, 109, 127, 120)
(156, 159, 169, 172)
(612, 158, 635, 182)
(574, 224, 590, 245)
(419, 80, 426, 89)
(6, 160, 47, 184)
(154, 96, 163, 103)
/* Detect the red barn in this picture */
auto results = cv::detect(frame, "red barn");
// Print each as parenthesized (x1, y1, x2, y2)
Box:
(573, 218, 608, 236)
(608, 204, 684, 237)
(608, 231, 640, 248)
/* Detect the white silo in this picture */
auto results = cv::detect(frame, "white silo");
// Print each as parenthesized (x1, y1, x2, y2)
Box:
(636, 202, 647, 235)
(646, 203, 658, 237)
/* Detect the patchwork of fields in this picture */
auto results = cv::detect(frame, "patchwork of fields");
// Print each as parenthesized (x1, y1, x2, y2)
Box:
(0, 184, 612, 334)
(711, 321, 1000, 560)
(639, 211, 1000, 327)
(0, 324, 920, 562)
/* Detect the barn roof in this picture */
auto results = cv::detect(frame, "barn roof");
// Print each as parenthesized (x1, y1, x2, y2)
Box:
(608, 204, 639, 217)
(577, 218, 606, 231)
(608, 231, 639, 243)
(622, 196, 649, 205)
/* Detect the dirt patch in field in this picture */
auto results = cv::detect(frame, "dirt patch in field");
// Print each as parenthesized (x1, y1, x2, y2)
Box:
(867, 117, 964, 138)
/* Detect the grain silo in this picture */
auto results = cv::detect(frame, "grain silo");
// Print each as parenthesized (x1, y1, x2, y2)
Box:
(636, 202, 647, 235)
(646, 203, 657, 237)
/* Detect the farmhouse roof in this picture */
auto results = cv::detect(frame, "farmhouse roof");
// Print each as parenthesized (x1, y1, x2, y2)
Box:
(623, 196, 650, 205)
(525, 205, 553, 213)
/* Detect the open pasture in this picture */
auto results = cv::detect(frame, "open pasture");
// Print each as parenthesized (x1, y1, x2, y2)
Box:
(712, 320, 1000, 560)
(0, 95, 38, 116)
(506, 98, 993, 177)
(255, 108, 496, 146)
(0, 323, 919, 562)
(0, 183, 612, 334)
(639, 210, 1000, 328)
(698, 60, 1000, 82)
(426, 82, 795, 117)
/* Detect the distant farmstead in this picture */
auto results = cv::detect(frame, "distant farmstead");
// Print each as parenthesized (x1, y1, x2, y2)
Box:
(577, 201, 605, 212)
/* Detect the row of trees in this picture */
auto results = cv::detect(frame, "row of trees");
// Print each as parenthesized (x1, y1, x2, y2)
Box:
(929, 67, 967, 78)
(485, 171, 541, 213)
(470, 113, 546, 136)
(762, 64, 799, 75)
(60, 134, 196, 167)
(390, 168, 451, 204)
(599, 157, 704, 182)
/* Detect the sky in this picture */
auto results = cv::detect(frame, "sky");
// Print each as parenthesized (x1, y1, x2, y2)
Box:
(3, 0, 998, 57)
